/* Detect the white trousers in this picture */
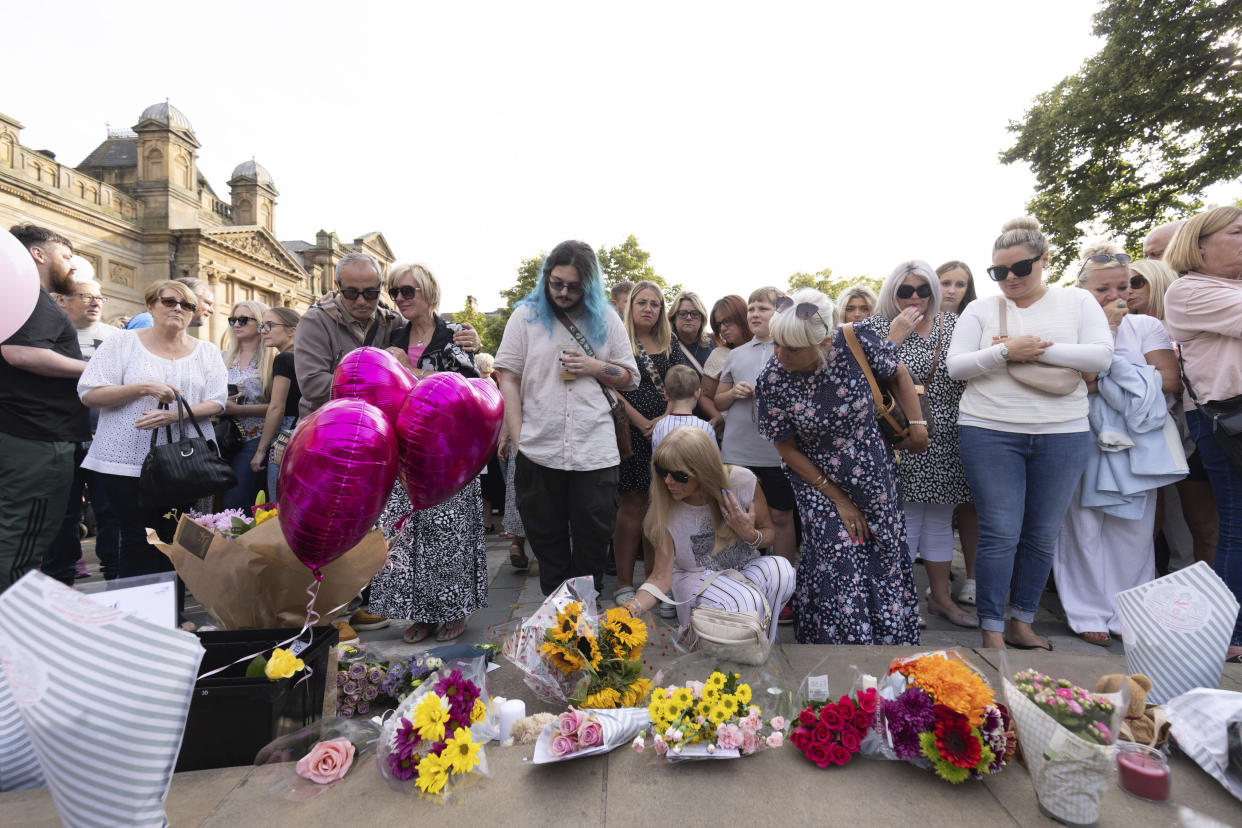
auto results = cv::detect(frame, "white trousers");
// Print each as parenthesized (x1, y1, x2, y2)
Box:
(903, 502, 956, 563)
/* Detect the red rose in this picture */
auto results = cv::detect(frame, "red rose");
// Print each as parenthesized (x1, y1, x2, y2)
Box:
(856, 688, 878, 715)
(837, 695, 856, 718)
(839, 727, 861, 753)
(806, 741, 832, 768)
(819, 705, 846, 732)
(799, 707, 818, 727)
(812, 722, 832, 745)
(790, 727, 811, 752)
(828, 743, 852, 766)
(852, 708, 871, 730)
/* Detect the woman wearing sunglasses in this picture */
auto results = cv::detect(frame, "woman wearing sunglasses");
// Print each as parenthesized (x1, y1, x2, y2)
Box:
(366, 262, 486, 645)
(78, 281, 227, 577)
(249, 307, 301, 499)
(618, 426, 795, 645)
(755, 288, 926, 645)
(859, 261, 976, 628)
(947, 216, 1113, 651)
(220, 299, 274, 508)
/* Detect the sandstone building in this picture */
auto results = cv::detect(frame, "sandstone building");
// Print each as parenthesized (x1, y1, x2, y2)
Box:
(0, 101, 395, 344)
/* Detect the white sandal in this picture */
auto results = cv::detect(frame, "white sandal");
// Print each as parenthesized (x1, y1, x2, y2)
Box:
(957, 578, 976, 606)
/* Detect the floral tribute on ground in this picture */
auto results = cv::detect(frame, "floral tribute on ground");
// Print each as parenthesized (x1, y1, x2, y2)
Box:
(633, 670, 787, 759)
(790, 689, 878, 768)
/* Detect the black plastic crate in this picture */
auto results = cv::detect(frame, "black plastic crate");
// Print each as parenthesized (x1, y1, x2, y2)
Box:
(177, 625, 338, 771)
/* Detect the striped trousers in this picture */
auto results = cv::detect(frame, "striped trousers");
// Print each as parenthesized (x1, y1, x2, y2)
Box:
(683, 555, 797, 643)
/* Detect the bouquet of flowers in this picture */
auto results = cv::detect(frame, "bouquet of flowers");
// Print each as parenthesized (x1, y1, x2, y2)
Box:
(377, 658, 498, 798)
(185, 496, 278, 539)
(877, 651, 1015, 783)
(789, 689, 879, 768)
(335, 661, 395, 718)
(504, 577, 651, 709)
(634, 670, 787, 760)
(1001, 665, 1126, 826)
(253, 717, 380, 800)
(532, 707, 651, 763)
(380, 653, 446, 704)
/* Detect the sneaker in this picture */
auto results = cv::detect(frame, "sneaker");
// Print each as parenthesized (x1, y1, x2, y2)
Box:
(333, 620, 360, 645)
(778, 604, 795, 625)
(349, 609, 390, 630)
(957, 579, 976, 606)
(658, 602, 677, 619)
(74, 560, 90, 579)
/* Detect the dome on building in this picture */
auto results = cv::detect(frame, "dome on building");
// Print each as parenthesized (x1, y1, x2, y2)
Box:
(138, 100, 194, 133)
(230, 158, 275, 187)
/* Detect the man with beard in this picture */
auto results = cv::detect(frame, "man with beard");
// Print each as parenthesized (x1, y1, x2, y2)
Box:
(495, 240, 639, 595)
(0, 224, 90, 591)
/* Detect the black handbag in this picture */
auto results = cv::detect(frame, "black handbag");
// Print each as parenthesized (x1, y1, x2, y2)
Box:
(213, 416, 244, 460)
(139, 392, 239, 511)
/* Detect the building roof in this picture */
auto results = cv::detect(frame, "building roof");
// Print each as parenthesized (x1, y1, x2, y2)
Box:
(78, 136, 138, 169)
(138, 101, 194, 133)
(230, 159, 275, 187)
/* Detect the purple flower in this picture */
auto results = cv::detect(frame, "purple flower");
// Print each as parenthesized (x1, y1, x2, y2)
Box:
(394, 718, 420, 760)
(386, 750, 418, 781)
(363, 685, 379, 701)
(357, 700, 371, 715)
(348, 663, 367, 680)
(367, 667, 385, 685)
(336, 671, 348, 687)
(339, 706, 354, 718)
(343, 680, 358, 696)
(434, 669, 480, 722)
(882, 686, 935, 761)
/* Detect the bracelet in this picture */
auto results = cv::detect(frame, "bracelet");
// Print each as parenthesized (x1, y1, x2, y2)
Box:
(750, 528, 763, 547)
(908, 419, 928, 427)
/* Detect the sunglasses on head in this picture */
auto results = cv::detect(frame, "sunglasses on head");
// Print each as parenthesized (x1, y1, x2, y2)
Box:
(388, 285, 421, 301)
(895, 283, 933, 300)
(1085, 252, 1132, 266)
(774, 295, 833, 331)
(1129, 275, 1147, 290)
(227, 316, 255, 327)
(159, 296, 197, 313)
(986, 255, 1042, 282)
(654, 462, 691, 484)
(339, 286, 381, 301)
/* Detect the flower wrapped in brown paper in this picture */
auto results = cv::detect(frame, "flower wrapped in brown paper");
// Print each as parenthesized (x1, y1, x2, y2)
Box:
(159, 514, 388, 629)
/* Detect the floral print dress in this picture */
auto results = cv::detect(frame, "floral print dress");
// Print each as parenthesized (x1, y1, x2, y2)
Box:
(755, 326, 920, 645)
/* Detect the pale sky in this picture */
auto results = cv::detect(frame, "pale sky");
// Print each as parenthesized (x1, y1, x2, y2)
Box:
(6, 0, 1108, 312)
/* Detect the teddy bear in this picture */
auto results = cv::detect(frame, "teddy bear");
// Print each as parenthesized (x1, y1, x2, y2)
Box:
(1094, 673, 1169, 748)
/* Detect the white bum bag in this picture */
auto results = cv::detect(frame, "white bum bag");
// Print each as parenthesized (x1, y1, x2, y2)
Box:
(640, 569, 772, 666)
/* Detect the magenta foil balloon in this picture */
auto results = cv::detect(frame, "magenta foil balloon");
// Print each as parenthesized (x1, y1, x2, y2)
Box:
(330, 346, 415, 427)
(395, 374, 504, 510)
(278, 398, 398, 578)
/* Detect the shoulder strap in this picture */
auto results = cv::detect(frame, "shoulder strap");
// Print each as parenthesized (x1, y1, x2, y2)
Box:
(636, 342, 666, 395)
(680, 345, 705, 374)
(362, 320, 379, 347)
(926, 313, 945, 386)
(996, 296, 1009, 339)
(555, 309, 623, 408)
(842, 324, 885, 410)
(1176, 344, 1204, 406)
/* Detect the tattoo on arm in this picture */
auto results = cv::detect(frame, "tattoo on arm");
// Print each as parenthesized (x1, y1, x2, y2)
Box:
(602, 365, 623, 377)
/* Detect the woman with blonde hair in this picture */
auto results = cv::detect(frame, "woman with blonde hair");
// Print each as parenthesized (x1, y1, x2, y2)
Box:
(619, 427, 795, 645)
(1126, 259, 1178, 320)
(756, 288, 927, 644)
(835, 285, 878, 326)
(611, 280, 687, 607)
(220, 298, 274, 508)
(1164, 205, 1242, 662)
(250, 306, 301, 499)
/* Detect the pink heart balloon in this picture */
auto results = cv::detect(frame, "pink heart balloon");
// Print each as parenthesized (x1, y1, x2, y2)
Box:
(395, 373, 504, 510)
(331, 346, 415, 427)
(0, 230, 40, 343)
(278, 398, 398, 579)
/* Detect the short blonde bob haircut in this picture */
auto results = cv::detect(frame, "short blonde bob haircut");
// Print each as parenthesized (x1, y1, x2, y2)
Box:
(144, 279, 198, 309)
(644, 426, 743, 555)
(876, 260, 941, 320)
(1164, 205, 1242, 275)
(1128, 259, 1178, 321)
(834, 285, 877, 327)
(386, 262, 441, 313)
(669, 290, 711, 347)
(769, 288, 836, 354)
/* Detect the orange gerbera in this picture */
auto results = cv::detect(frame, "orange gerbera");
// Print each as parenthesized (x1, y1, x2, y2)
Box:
(902, 655, 994, 728)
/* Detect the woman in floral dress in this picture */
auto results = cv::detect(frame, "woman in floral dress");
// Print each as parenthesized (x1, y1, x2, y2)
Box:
(756, 289, 927, 645)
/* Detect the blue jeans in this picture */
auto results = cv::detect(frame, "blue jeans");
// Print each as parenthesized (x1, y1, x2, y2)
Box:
(958, 426, 1092, 633)
(222, 435, 264, 510)
(1186, 409, 1242, 647)
(266, 416, 296, 500)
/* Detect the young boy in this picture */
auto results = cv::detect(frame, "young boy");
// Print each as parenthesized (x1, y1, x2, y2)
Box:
(650, 365, 717, 452)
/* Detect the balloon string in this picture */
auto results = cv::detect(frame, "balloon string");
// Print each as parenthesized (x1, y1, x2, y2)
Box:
(292, 579, 322, 689)
(195, 579, 322, 681)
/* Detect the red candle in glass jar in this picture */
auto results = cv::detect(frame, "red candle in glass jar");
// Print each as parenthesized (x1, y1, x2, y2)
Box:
(1116, 743, 1170, 802)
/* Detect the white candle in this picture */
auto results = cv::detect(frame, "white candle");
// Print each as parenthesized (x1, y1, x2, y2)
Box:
(496, 698, 526, 743)
(860, 675, 878, 692)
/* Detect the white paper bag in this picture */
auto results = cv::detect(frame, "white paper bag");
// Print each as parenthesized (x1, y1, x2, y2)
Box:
(0, 570, 204, 827)
(1114, 561, 1240, 704)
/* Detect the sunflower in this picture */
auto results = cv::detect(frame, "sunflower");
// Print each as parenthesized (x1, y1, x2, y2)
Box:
(443, 727, 482, 775)
(415, 751, 450, 795)
(603, 606, 648, 653)
(620, 677, 652, 707)
(583, 686, 622, 708)
(574, 633, 603, 670)
(550, 602, 584, 644)
(540, 640, 586, 675)
(412, 693, 451, 744)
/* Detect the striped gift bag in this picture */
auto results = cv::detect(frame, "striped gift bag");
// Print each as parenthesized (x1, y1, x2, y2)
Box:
(1114, 561, 1239, 705)
(1166, 687, 1242, 801)
(0, 571, 204, 828)
(0, 652, 44, 792)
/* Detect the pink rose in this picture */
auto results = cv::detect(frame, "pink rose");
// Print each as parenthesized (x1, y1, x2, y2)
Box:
(295, 738, 355, 784)
(836, 696, 856, 718)
(790, 727, 811, 752)
(559, 709, 586, 737)
(654, 735, 668, 755)
(577, 719, 604, 748)
(716, 723, 744, 750)
(856, 688, 878, 715)
(766, 731, 784, 748)
(549, 734, 577, 757)
(852, 709, 871, 731)
(741, 729, 759, 755)
(838, 726, 861, 753)
(769, 716, 787, 732)
(806, 741, 832, 768)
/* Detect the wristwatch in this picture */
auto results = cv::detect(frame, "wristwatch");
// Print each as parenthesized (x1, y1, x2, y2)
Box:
(999, 343, 1010, 361)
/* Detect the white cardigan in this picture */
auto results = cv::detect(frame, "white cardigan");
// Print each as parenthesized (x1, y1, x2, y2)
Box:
(947, 288, 1113, 434)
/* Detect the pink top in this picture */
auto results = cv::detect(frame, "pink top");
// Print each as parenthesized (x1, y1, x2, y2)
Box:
(406, 344, 426, 367)
(1165, 271, 1242, 408)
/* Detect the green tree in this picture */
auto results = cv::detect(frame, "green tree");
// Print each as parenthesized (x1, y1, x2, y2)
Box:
(787, 268, 883, 300)
(597, 235, 682, 301)
(1001, 0, 1242, 273)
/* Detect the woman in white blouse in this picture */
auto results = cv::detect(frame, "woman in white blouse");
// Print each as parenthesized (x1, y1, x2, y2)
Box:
(79, 280, 228, 578)
(947, 217, 1113, 651)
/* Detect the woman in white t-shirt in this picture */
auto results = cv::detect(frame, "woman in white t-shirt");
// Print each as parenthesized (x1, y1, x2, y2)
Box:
(79, 281, 228, 578)
(620, 427, 795, 646)
(1053, 242, 1180, 646)
(946, 217, 1113, 651)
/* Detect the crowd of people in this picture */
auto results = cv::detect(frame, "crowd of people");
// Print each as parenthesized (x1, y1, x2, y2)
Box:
(2, 209, 1240, 664)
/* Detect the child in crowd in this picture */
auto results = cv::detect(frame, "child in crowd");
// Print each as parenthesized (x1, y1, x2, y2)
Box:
(651, 365, 717, 452)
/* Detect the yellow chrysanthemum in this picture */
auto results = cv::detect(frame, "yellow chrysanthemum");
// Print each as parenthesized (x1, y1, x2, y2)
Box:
(707, 671, 726, 689)
(707, 703, 729, 724)
(701, 685, 721, 702)
(719, 693, 737, 713)
(583, 686, 622, 709)
(550, 602, 584, 644)
(443, 727, 481, 775)
(736, 683, 752, 705)
(415, 751, 450, 795)
(671, 687, 694, 707)
(603, 606, 648, 653)
(540, 640, 586, 675)
(470, 698, 486, 724)
(413, 692, 450, 743)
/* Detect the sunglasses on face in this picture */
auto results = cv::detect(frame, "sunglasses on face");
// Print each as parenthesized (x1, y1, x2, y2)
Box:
(227, 316, 255, 327)
(1085, 252, 1133, 266)
(158, 296, 197, 313)
(986, 255, 1042, 282)
(548, 279, 585, 295)
(339, 286, 381, 301)
(654, 463, 691, 484)
(388, 285, 422, 301)
(895, 283, 933, 300)
(1129, 275, 1147, 290)
(258, 322, 293, 334)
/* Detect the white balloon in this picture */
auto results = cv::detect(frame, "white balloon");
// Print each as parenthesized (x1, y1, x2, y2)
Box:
(70, 254, 94, 282)
(0, 231, 40, 342)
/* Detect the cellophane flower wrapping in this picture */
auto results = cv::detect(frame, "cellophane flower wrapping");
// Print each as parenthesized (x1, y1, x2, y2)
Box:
(252, 716, 380, 800)
(375, 656, 498, 799)
(789, 661, 885, 767)
(502, 576, 598, 704)
(532, 707, 651, 764)
(999, 652, 1127, 826)
(1166, 687, 1242, 802)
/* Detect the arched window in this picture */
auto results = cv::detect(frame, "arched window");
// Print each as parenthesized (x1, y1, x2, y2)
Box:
(0, 133, 13, 167)
(145, 147, 165, 180)
(234, 197, 253, 225)
(175, 153, 191, 189)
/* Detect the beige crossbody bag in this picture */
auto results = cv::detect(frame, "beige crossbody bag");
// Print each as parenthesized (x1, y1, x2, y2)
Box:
(997, 297, 1081, 395)
(639, 569, 772, 666)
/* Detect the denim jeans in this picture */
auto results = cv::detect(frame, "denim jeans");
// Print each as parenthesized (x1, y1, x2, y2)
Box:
(222, 435, 265, 510)
(958, 426, 1092, 633)
(1186, 409, 1242, 647)
(266, 416, 296, 501)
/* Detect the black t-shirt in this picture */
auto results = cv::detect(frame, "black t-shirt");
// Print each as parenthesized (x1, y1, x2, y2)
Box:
(0, 289, 91, 442)
(273, 351, 302, 419)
